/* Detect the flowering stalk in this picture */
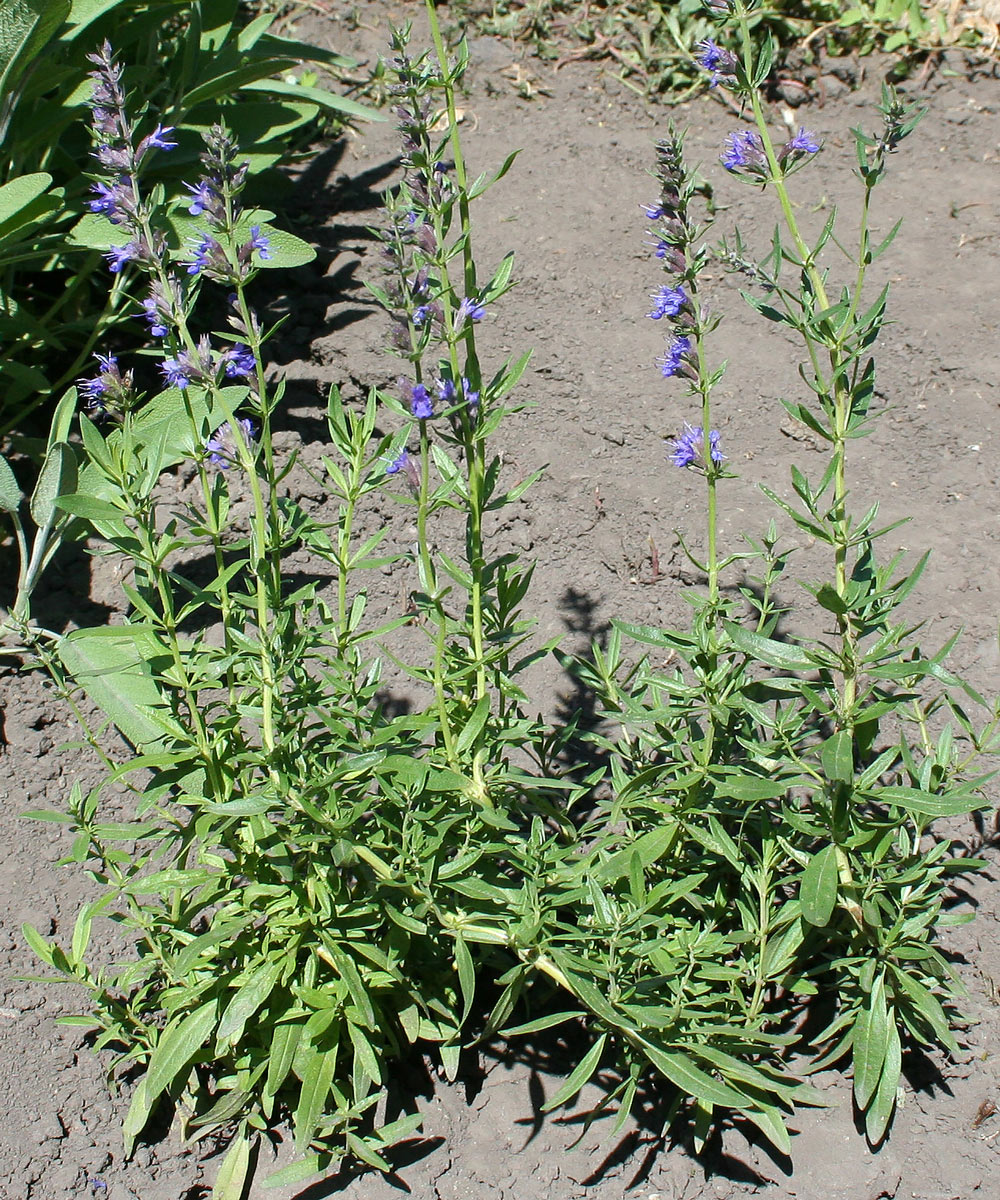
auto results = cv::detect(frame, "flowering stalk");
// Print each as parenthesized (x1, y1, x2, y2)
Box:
(422, 2, 491, 704)
(720, 0, 910, 729)
(378, 21, 515, 771)
(84, 48, 280, 766)
(647, 132, 726, 609)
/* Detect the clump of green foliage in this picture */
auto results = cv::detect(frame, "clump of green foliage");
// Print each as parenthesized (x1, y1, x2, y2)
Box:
(0, 0, 370, 436)
(446, 0, 992, 99)
(1, 0, 996, 1196)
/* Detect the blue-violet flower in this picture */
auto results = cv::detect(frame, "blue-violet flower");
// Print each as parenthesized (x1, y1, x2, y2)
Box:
(657, 335, 693, 379)
(222, 344, 256, 379)
(668, 423, 724, 468)
(160, 358, 191, 389)
(104, 242, 138, 273)
(206, 418, 256, 469)
(721, 130, 769, 175)
(647, 285, 688, 320)
(457, 296, 486, 323)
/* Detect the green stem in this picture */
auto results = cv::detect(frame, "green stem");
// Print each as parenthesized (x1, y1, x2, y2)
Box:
(426, 0, 488, 702)
(736, 5, 858, 723)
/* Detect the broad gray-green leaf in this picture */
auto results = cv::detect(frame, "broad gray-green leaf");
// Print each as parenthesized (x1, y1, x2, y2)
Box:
(0, 0, 70, 102)
(56, 625, 186, 750)
(66, 211, 117, 249)
(0, 171, 53, 236)
(0, 453, 21, 512)
(251, 222, 315, 269)
(29, 440, 76, 528)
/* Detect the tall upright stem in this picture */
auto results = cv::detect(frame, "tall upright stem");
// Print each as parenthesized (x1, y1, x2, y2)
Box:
(736, 3, 857, 723)
(425, 0, 488, 703)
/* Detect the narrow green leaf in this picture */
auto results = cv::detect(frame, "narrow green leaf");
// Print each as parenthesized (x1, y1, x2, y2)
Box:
(264, 1021, 302, 1099)
(500, 1010, 585, 1037)
(217, 960, 282, 1042)
(240, 77, 377, 120)
(853, 976, 888, 1110)
(874, 785, 986, 818)
(800, 844, 839, 926)
(821, 730, 854, 783)
(723, 621, 815, 671)
(54, 493, 127, 522)
(865, 1015, 901, 1143)
(742, 1104, 791, 1156)
(122, 1074, 153, 1155)
(293, 1040, 338, 1151)
(455, 696, 490, 756)
(144, 998, 220, 1108)
(637, 1041, 749, 1109)
(344, 1132, 390, 1172)
(21, 922, 55, 967)
(541, 1034, 607, 1111)
(453, 935, 476, 1025)
(262, 1150, 335, 1188)
(211, 1129, 253, 1200)
(346, 1022, 382, 1088)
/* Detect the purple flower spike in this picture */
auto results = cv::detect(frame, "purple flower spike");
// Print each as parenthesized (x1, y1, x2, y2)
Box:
(787, 128, 820, 154)
(721, 130, 768, 175)
(780, 128, 822, 166)
(386, 449, 409, 475)
(141, 297, 168, 338)
(457, 296, 486, 324)
(248, 225, 271, 260)
(160, 358, 191, 390)
(222, 343, 256, 378)
(78, 351, 133, 420)
(206, 418, 256, 470)
(184, 180, 215, 216)
(146, 124, 176, 151)
(103, 242, 138, 273)
(657, 335, 693, 379)
(187, 233, 222, 275)
(647, 285, 688, 320)
(695, 38, 738, 86)
(668, 423, 724, 469)
(88, 181, 120, 220)
(410, 382, 433, 420)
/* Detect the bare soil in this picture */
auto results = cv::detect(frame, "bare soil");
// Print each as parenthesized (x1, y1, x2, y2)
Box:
(3, 3, 1000, 1197)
